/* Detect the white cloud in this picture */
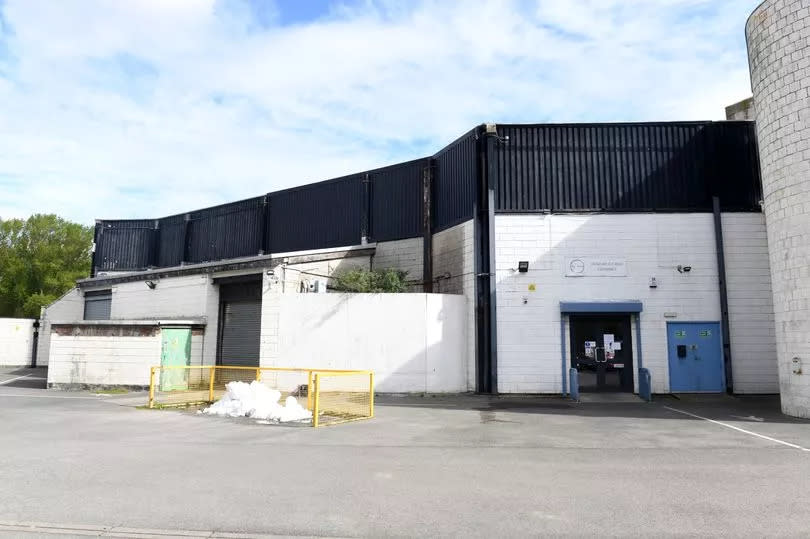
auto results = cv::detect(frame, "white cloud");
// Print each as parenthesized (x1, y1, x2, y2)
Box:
(0, 0, 761, 223)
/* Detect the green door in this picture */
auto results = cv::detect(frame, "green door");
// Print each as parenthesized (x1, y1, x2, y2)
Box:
(160, 328, 192, 391)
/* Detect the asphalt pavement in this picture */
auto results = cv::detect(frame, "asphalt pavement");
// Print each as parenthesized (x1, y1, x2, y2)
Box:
(1, 367, 809, 538)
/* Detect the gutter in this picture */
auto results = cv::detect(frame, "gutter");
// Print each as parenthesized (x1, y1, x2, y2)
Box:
(77, 246, 377, 289)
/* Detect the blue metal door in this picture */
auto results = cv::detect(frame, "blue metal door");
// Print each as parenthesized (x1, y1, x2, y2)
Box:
(667, 322, 724, 392)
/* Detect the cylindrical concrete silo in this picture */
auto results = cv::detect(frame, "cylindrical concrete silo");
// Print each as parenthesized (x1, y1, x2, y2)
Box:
(747, 0, 810, 418)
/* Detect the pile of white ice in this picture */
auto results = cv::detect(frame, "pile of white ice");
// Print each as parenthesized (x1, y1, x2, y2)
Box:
(201, 381, 312, 423)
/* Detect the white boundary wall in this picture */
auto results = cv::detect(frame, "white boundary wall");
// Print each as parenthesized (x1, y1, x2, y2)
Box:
(260, 291, 467, 393)
(37, 288, 84, 367)
(494, 213, 777, 394)
(0, 318, 35, 367)
(432, 220, 476, 390)
(47, 324, 204, 387)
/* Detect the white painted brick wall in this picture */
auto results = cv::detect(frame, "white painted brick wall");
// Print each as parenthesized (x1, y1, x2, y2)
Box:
(48, 332, 161, 387)
(262, 293, 466, 393)
(104, 275, 217, 365)
(47, 326, 205, 386)
(0, 318, 35, 366)
(109, 275, 211, 320)
(432, 220, 476, 390)
(723, 213, 778, 393)
(42, 276, 219, 368)
(259, 271, 281, 366)
(279, 257, 371, 293)
(372, 237, 423, 291)
(38, 288, 84, 367)
(494, 213, 777, 394)
(748, 0, 810, 416)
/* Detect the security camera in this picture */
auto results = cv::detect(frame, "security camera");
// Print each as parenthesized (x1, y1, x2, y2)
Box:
(676, 265, 692, 273)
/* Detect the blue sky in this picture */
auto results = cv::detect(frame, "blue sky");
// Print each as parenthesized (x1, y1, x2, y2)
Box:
(0, 0, 762, 224)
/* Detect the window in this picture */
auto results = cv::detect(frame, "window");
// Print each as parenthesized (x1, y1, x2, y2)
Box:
(83, 289, 112, 320)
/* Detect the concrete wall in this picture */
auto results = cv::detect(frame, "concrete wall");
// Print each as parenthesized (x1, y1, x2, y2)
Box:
(0, 318, 35, 367)
(725, 97, 755, 121)
(47, 324, 204, 387)
(38, 288, 84, 367)
(494, 213, 777, 394)
(748, 0, 810, 417)
(259, 290, 467, 393)
(372, 237, 424, 291)
(432, 220, 476, 390)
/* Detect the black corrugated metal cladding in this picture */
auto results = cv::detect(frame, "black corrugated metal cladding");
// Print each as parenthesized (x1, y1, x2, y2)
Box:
(493, 122, 762, 212)
(187, 197, 265, 263)
(369, 159, 428, 242)
(92, 121, 762, 272)
(157, 214, 184, 268)
(267, 174, 364, 253)
(433, 128, 479, 230)
(95, 220, 153, 271)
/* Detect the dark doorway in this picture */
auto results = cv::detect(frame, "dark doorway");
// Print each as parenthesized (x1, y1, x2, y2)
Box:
(217, 275, 262, 367)
(570, 314, 634, 392)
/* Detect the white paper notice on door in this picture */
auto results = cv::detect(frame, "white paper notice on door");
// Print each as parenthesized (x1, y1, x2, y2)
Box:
(613, 341, 622, 351)
(603, 334, 614, 350)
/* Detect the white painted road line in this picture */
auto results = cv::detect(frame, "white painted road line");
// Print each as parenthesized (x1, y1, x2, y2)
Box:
(0, 393, 102, 400)
(665, 406, 810, 452)
(0, 519, 335, 538)
(0, 374, 30, 385)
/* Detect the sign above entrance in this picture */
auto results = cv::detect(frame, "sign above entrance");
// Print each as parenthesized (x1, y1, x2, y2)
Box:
(565, 257, 627, 277)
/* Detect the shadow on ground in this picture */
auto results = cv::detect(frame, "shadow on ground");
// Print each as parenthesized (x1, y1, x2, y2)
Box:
(0, 367, 47, 389)
(376, 393, 809, 424)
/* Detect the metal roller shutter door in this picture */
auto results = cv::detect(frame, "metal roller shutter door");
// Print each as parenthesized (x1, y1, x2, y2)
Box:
(217, 278, 262, 367)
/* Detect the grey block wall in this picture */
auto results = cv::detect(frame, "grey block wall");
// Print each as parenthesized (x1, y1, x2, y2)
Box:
(747, 0, 810, 418)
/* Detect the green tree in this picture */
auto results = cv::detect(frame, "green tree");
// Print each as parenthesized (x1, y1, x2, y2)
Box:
(330, 268, 409, 293)
(0, 214, 93, 318)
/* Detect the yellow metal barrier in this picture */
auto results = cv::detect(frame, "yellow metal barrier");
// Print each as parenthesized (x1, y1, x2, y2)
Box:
(148, 365, 374, 427)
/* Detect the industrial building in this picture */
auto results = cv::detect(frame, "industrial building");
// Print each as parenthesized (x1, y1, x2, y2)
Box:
(38, 119, 776, 398)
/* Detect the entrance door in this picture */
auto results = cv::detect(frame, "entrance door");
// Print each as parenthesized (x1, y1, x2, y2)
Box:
(667, 322, 724, 392)
(160, 327, 191, 391)
(570, 315, 634, 392)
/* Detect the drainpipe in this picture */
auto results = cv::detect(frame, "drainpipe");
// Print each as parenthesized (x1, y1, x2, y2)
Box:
(90, 221, 101, 277)
(30, 319, 40, 368)
(422, 160, 434, 293)
(474, 124, 499, 394)
(181, 213, 191, 265)
(712, 196, 734, 394)
(361, 173, 371, 245)
(151, 219, 160, 268)
(259, 195, 269, 255)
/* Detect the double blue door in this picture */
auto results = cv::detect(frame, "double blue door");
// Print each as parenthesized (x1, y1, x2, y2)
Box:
(667, 322, 724, 392)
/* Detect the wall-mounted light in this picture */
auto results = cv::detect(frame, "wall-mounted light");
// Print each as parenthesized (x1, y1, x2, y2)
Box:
(676, 265, 692, 273)
(518, 261, 529, 273)
(145, 280, 157, 290)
